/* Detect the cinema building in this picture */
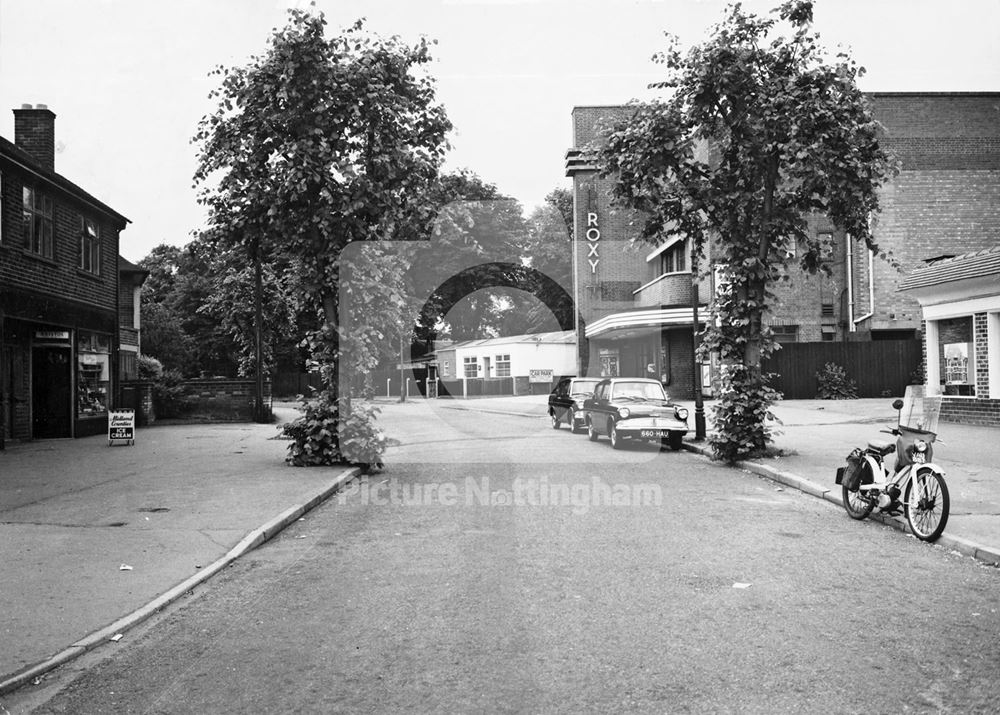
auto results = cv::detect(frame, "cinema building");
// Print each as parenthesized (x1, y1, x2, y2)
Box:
(566, 94, 1000, 400)
(1, 105, 130, 442)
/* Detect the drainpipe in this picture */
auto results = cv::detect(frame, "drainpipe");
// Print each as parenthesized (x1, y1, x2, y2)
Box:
(846, 234, 855, 331)
(853, 247, 875, 329)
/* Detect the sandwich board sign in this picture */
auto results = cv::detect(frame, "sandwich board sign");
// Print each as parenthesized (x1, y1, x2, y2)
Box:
(108, 409, 135, 446)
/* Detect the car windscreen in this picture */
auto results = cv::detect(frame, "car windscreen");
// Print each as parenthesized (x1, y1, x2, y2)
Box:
(570, 379, 599, 395)
(610, 381, 666, 401)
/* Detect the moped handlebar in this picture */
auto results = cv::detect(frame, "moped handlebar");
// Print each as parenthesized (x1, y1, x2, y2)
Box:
(879, 427, 900, 436)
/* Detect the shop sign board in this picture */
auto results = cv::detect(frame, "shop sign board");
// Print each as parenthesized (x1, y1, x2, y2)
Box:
(529, 369, 553, 383)
(108, 409, 135, 446)
(35, 330, 70, 341)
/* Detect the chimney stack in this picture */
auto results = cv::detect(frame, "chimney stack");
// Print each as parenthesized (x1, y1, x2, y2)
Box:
(13, 104, 56, 172)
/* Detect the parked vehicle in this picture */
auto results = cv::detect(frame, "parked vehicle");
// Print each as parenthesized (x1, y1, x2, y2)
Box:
(549, 377, 600, 433)
(836, 388, 949, 542)
(583, 377, 689, 450)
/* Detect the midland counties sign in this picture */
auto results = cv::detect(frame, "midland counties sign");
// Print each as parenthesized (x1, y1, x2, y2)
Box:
(108, 409, 135, 446)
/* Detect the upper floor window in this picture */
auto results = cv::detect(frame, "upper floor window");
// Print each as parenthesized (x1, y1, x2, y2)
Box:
(80, 217, 100, 274)
(818, 231, 834, 260)
(658, 241, 687, 276)
(23, 186, 54, 258)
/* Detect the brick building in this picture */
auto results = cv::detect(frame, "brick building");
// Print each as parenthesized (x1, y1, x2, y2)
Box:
(900, 247, 1000, 425)
(566, 93, 1000, 399)
(1, 105, 130, 443)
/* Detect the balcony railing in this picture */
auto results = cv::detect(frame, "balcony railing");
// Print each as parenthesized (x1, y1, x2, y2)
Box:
(633, 272, 698, 308)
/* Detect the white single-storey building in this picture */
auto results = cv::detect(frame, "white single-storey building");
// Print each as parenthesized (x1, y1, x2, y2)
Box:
(433, 330, 577, 396)
(899, 246, 1000, 425)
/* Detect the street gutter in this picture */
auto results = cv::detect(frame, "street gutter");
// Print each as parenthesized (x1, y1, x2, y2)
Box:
(681, 442, 1000, 568)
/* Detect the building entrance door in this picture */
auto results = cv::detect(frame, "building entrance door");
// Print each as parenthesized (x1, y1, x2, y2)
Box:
(32, 346, 72, 438)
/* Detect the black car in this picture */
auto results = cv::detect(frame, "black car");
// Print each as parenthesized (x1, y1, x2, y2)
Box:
(548, 377, 601, 433)
(583, 377, 689, 450)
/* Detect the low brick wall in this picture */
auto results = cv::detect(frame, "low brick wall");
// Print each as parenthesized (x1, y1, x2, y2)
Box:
(940, 397, 1000, 426)
(179, 379, 272, 421)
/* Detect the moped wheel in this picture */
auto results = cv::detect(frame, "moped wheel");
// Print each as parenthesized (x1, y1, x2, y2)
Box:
(842, 461, 875, 520)
(904, 469, 949, 542)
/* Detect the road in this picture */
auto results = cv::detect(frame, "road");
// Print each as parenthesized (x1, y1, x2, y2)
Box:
(5, 402, 1000, 714)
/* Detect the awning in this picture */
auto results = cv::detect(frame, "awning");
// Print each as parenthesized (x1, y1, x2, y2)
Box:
(585, 306, 706, 339)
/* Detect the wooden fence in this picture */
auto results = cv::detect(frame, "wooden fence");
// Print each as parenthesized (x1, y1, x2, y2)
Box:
(761, 340, 921, 399)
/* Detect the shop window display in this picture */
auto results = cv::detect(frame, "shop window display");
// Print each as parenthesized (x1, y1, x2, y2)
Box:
(77, 332, 110, 417)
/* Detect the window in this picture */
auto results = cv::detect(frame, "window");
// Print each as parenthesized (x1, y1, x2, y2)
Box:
(658, 242, 687, 275)
(23, 186, 54, 258)
(463, 356, 478, 378)
(771, 324, 799, 343)
(495, 354, 511, 377)
(80, 217, 100, 274)
(821, 326, 836, 342)
(77, 332, 111, 418)
(442, 360, 450, 378)
(818, 232, 834, 260)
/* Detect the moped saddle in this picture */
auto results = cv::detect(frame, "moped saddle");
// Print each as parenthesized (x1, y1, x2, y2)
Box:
(866, 439, 895, 456)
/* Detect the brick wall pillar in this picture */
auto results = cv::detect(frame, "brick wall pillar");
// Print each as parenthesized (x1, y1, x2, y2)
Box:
(923, 318, 941, 395)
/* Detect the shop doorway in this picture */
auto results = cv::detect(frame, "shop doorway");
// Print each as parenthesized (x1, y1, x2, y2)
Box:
(32, 346, 72, 438)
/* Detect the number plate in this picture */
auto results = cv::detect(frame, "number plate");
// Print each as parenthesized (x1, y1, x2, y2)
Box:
(640, 429, 668, 438)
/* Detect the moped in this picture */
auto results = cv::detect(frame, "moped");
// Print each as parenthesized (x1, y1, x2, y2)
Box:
(836, 388, 949, 542)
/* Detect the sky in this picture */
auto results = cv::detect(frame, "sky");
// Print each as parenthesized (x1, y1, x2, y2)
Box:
(0, 0, 997, 263)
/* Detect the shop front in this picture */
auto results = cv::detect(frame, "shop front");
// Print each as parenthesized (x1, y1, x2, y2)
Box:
(584, 308, 706, 400)
(2, 317, 115, 441)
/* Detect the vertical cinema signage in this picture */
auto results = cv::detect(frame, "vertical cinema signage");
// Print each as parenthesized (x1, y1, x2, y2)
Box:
(586, 212, 600, 273)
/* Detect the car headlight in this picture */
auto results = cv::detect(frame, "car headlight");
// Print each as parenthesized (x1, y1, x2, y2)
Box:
(618, 407, 630, 419)
(675, 407, 689, 421)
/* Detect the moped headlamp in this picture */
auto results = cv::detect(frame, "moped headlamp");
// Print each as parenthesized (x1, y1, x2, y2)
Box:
(913, 440, 928, 453)
(618, 407, 630, 419)
(675, 407, 689, 421)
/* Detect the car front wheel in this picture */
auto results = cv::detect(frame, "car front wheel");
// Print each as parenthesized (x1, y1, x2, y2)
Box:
(667, 431, 683, 451)
(587, 419, 599, 442)
(550, 410, 561, 429)
(609, 419, 623, 450)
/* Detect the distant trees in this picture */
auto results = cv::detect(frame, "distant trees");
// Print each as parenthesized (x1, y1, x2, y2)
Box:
(137, 239, 301, 379)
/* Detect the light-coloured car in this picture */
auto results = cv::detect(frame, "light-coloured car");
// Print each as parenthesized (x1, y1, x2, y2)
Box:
(583, 377, 689, 450)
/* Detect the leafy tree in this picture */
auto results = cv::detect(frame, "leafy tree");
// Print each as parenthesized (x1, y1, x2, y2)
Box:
(409, 170, 529, 343)
(197, 249, 299, 377)
(139, 300, 196, 372)
(193, 9, 451, 466)
(543, 186, 574, 240)
(601, 0, 896, 461)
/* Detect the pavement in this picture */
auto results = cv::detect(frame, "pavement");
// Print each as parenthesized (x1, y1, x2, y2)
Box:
(0, 404, 358, 696)
(1, 394, 998, 698)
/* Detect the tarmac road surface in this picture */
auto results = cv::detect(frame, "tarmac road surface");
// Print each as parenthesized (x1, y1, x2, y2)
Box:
(5, 407, 1000, 714)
